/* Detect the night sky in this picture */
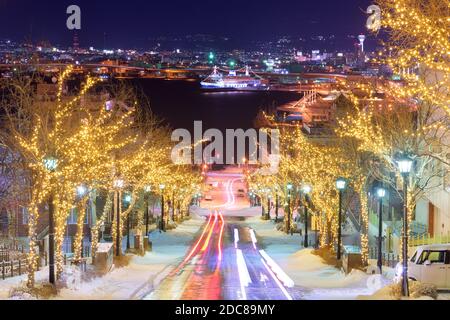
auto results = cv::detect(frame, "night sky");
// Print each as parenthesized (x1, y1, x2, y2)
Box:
(0, 0, 373, 49)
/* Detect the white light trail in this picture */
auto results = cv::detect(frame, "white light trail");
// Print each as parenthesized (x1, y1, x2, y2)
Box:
(260, 258, 293, 301)
(234, 228, 240, 249)
(259, 250, 295, 288)
(236, 249, 251, 300)
(249, 229, 257, 250)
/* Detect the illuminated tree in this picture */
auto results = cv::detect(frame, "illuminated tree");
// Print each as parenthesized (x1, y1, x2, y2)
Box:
(375, 0, 449, 116)
(0, 67, 139, 285)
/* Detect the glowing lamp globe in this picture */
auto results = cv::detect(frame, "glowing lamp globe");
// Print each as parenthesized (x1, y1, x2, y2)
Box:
(77, 185, 87, 197)
(43, 157, 58, 172)
(397, 157, 413, 174)
(302, 185, 312, 195)
(113, 179, 124, 189)
(336, 178, 347, 191)
(376, 188, 386, 198)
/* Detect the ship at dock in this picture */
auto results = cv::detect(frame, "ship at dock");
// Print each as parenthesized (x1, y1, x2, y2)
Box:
(200, 66, 269, 91)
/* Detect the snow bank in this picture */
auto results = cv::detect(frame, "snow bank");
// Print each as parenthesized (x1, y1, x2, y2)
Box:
(245, 216, 388, 299)
(358, 281, 438, 300)
(281, 249, 369, 289)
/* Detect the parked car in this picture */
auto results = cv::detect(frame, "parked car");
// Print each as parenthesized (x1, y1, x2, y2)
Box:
(395, 244, 450, 289)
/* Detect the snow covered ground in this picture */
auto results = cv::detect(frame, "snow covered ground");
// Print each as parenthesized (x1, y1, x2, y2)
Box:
(1, 213, 205, 300)
(245, 213, 395, 300)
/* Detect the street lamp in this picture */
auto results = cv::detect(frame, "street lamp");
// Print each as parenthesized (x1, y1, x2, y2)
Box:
(144, 186, 151, 237)
(171, 188, 177, 222)
(77, 185, 87, 197)
(196, 193, 201, 207)
(336, 177, 347, 260)
(113, 179, 124, 189)
(43, 156, 57, 285)
(124, 194, 132, 250)
(266, 189, 271, 220)
(275, 187, 279, 223)
(302, 185, 312, 248)
(397, 155, 413, 297)
(376, 187, 386, 274)
(113, 178, 124, 257)
(160, 184, 166, 232)
(287, 183, 293, 235)
(43, 157, 58, 172)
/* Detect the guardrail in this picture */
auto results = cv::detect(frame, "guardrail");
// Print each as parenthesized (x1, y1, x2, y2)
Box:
(0, 258, 28, 280)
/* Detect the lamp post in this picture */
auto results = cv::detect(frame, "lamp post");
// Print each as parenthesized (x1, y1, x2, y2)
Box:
(143, 186, 151, 251)
(43, 157, 57, 285)
(261, 190, 265, 218)
(336, 177, 347, 261)
(376, 187, 386, 274)
(171, 190, 176, 222)
(124, 194, 131, 250)
(302, 185, 312, 248)
(287, 183, 293, 235)
(144, 186, 151, 236)
(76, 185, 88, 259)
(267, 192, 271, 220)
(160, 184, 166, 232)
(397, 155, 413, 297)
(113, 178, 124, 257)
(275, 188, 279, 223)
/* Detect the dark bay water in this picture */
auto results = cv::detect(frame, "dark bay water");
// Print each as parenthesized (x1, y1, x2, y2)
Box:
(129, 79, 301, 132)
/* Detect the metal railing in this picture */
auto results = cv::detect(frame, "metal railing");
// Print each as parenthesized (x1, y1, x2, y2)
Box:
(409, 232, 450, 247)
(0, 258, 28, 280)
(368, 247, 399, 268)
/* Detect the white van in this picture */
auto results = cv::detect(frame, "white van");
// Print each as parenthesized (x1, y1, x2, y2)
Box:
(395, 244, 450, 289)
